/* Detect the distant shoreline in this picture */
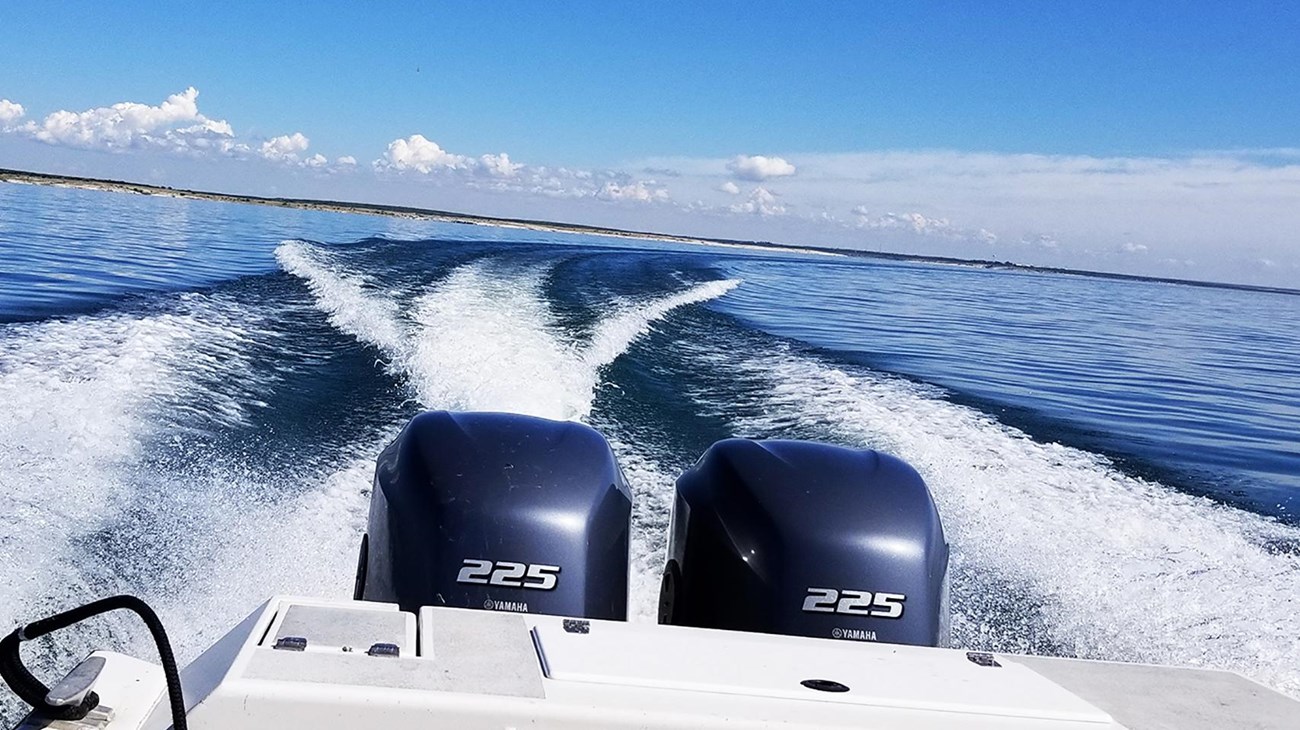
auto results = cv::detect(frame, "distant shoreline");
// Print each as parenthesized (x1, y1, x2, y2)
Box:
(0, 168, 833, 258)
(3, 167, 1296, 298)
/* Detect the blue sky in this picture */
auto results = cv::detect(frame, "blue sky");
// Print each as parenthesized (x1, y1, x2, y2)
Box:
(2, 2, 1298, 286)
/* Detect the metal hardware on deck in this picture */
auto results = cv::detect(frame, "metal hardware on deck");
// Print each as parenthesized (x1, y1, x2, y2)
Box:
(366, 642, 400, 657)
(800, 679, 850, 693)
(23, 704, 117, 729)
(46, 656, 106, 707)
(274, 637, 307, 651)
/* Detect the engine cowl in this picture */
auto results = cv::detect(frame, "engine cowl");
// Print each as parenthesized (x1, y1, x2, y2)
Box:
(660, 438, 950, 647)
(357, 411, 632, 619)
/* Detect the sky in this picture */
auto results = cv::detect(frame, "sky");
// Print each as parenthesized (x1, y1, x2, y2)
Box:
(1, 2, 1298, 287)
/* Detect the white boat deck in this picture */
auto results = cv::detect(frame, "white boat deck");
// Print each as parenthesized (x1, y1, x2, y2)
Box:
(17, 596, 1298, 729)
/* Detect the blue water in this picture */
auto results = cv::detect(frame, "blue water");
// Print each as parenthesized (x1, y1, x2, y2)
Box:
(1, 182, 1298, 719)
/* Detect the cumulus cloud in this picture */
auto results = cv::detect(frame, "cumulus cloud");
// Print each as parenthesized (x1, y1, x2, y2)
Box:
(728, 154, 796, 181)
(478, 152, 522, 178)
(378, 134, 527, 180)
(260, 132, 311, 162)
(718, 180, 741, 195)
(730, 186, 786, 215)
(1119, 241, 1149, 254)
(16, 87, 233, 152)
(381, 134, 467, 173)
(337, 155, 357, 166)
(0, 99, 25, 126)
(375, 133, 673, 203)
(1, 88, 342, 169)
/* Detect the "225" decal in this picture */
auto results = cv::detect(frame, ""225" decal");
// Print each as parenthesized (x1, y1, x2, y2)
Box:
(802, 587, 906, 618)
(457, 559, 560, 590)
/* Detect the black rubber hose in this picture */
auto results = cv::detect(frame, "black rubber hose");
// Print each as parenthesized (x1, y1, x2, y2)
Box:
(0, 595, 187, 729)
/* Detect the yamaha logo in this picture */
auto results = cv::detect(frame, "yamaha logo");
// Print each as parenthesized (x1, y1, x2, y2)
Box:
(831, 627, 878, 641)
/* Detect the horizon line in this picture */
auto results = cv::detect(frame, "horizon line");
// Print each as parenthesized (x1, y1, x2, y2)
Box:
(3, 166, 1296, 299)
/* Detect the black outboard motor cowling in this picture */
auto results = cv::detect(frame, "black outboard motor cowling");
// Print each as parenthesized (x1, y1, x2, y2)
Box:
(660, 439, 949, 647)
(357, 411, 632, 619)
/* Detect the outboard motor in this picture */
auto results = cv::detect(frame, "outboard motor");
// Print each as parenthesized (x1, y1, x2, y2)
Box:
(660, 439, 949, 647)
(356, 411, 632, 619)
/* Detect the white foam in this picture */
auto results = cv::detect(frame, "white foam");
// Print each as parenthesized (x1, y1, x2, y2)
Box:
(0, 296, 298, 723)
(582, 279, 741, 374)
(603, 437, 682, 623)
(278, 240, 741, 423)
(701, 344, 1300, 697)
(0, 300, 259, 612)
(274, 241, 408, 358)
(404, 262, 741, 421)
(161, 443, 381, 651)
(405, 262, 590, 419)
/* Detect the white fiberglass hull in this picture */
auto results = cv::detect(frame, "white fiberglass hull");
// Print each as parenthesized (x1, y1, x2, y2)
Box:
(16, 596, 1298, 730)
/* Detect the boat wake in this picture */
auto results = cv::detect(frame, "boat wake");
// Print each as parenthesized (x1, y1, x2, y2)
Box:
(277, 239, 739, 421)
(0, 297, 265, 617)
(0, 292, 386, 724)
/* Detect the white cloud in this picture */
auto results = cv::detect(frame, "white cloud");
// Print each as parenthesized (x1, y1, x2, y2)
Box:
(478, 152, 521, 178)
(718, 180, 741, 195)
(0, 99, 25, 126)
(372, 133, 684, 206)
(730, 186, 786, 215)
(857, 210, 956, 235)
(176, 118, 234, 138)
(0, 88, 354, 170)
(336, 155, 357, 166)
(595, 181, 669, 203)
(850, 208, 1004, 245)
(1119, 241, 1149, 254)
(260, 132, 311, 162)
(728, 154, 796, 181)
(378, 135, 526, 180)
(375, 134, 674, 204)
(380, 134, 468, 173)
(17, 87, 236, 152)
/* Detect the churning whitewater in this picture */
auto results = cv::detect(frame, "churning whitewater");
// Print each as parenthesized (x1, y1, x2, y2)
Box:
(3, 187, 1298, 724)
